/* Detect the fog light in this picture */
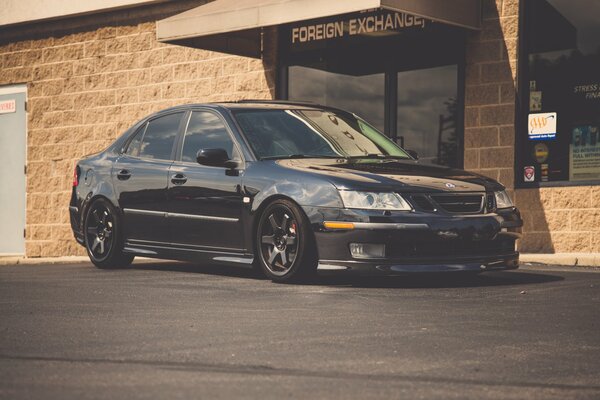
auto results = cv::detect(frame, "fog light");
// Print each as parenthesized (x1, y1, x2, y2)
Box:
(349, 243, 385, 259)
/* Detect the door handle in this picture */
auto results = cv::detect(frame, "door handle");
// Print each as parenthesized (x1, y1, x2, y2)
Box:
(171, 173, 187, 185)
(117, 169, 131, 180)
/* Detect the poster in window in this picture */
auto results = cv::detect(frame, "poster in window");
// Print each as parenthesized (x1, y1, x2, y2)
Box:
(569, 125, 600, 181)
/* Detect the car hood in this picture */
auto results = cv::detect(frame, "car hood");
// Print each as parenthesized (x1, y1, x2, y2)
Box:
(275, 158, 504, 193)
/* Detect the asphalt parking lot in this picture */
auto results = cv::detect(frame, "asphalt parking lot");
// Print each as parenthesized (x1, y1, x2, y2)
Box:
(0, 261, 599, 400)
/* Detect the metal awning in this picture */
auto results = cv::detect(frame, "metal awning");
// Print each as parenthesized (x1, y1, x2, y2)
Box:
(156, 0, 481, 58)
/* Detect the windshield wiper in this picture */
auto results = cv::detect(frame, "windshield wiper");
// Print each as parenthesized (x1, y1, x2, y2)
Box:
(347, 154, 408, 160)
(260, 154, 342, 160)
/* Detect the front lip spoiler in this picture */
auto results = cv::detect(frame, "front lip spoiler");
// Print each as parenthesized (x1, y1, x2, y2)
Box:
(317, 254, 519, 274)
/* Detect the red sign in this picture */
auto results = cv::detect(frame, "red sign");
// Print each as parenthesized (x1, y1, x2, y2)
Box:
(524, 166, 535, 182)
(0, 99, 16, 114)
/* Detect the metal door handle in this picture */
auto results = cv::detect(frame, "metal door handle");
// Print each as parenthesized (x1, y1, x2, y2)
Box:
(117, 169, 131, 180)
(171, 173, 187, 185)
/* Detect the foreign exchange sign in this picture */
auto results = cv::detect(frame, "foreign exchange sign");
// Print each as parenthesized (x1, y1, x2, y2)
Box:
(291, 11, 427, 44)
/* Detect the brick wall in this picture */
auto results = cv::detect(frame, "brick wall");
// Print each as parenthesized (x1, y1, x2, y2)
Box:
(0, 14, 276, 257)
(464, 0, 519, 192)
(516, 187, 600, 253)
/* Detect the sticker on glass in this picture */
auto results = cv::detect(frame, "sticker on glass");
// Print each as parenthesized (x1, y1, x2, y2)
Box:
(529, 91, 542, 112)
(541, 164, 548, 182)
(524, 166, 535, 182)
(533, 143, 549, 163)
(528, 112, 557, 140)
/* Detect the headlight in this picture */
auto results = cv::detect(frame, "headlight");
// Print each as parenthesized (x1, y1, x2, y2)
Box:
(494, 190, 514, 209)
(339, 191, 411, 211)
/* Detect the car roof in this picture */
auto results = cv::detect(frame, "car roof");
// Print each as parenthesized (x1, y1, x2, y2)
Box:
(149, 100, 343, 117)
(216, 100, 326, 111)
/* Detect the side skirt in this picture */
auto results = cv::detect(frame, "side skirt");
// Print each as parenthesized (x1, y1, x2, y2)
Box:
(123, 240, 255, 268)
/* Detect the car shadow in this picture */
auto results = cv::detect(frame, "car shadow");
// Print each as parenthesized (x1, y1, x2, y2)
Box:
(311, 270, 564, 289)
(130, 260, 265, 280)
(129, 261, 564, 289)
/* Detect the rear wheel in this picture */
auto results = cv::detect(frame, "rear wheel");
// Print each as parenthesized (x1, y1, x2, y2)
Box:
(256, 199, 317, 283)
(84, 198, 134, 269)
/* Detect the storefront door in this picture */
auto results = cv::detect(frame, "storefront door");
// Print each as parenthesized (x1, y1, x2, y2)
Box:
(0, 85, 27, 255)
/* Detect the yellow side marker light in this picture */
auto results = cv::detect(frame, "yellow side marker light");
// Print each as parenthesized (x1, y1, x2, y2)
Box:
(323, 221, 355, 230)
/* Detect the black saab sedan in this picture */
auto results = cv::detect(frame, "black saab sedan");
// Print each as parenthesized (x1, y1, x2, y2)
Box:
(69, 101, 522, 282)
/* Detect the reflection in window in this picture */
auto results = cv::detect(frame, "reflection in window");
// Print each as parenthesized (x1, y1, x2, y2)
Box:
(139, 113, 182, 160)
(522, 0, 600, 183)
(233, 109, 408, 159)
(397, 65, 458, 167)
(288, 66, 385, 133)
(125, 124, 146, 157)
(182, 112, 234, 162)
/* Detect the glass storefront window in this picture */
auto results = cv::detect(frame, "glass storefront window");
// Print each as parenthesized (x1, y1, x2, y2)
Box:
(397, 65, 459, 167)
(288, 67, 385, 132)
(520, 0, 600, 185)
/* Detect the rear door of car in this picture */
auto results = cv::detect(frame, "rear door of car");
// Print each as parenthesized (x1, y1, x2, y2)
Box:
(113, 111, 185, 243)
(167, 109, 245, 251)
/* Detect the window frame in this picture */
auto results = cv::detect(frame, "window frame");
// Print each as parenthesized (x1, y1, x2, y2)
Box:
(174, 108, 246, 168)
(122, 122, 148, 157)
(515, 0, 600, 188)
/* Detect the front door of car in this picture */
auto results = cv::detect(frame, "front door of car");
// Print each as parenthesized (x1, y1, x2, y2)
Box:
(168, 110, 245, 251)
(113, 112, 185, 243)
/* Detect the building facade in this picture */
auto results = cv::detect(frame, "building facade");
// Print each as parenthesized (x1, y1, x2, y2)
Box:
(0, 0, 598, 258)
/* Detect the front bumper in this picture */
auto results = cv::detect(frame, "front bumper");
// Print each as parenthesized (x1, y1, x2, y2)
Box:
(306, 206, 522, 274)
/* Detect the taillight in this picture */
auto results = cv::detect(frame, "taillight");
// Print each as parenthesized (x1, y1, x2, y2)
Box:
(73, 165, 79, 187)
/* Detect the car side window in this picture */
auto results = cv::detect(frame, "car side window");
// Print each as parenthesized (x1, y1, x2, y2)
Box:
(138, 112, 183, 161)
(125, 124, 146, 157)
(181, 111, 236, 163)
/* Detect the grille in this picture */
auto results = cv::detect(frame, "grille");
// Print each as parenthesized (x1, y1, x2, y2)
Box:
(410, 195, 436, 212)
(486, 193, 496, 213)
(430, 194, 484, 214)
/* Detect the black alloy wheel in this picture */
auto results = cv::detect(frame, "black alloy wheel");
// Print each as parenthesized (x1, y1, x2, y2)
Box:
(256, 199, 317, 282)
(84, 198, 134, 269)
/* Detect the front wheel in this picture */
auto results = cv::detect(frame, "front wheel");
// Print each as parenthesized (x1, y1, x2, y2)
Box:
(256, 199, 317, 283)
(84, 198, 134, 269)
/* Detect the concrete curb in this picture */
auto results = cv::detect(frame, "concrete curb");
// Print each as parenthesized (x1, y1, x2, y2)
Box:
(0, 256, 90, 266)
(520, 253, 600, 268)
(0, 256, 163, 266)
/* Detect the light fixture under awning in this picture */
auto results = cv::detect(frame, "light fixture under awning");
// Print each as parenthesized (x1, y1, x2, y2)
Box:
(156, 0, 481, 58)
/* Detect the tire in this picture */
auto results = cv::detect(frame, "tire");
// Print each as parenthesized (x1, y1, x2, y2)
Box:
(255, 199, 318, 283)
(84, 198, 134, 269)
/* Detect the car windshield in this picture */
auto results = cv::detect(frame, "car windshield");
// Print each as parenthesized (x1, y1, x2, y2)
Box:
(232, 109, 410, 160)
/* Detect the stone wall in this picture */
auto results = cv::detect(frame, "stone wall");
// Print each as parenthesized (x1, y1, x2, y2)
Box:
(0, 10, 276, 257)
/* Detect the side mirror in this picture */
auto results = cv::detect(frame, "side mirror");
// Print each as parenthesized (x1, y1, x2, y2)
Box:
(406, 149, 419, 160)
(196, 148, 238, 169)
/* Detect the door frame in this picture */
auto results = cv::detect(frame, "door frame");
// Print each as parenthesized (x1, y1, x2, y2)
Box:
(0, 84, 28, 256)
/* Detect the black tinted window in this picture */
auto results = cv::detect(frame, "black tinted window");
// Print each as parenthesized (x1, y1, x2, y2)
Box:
(125, 124, 146, 157)
(182, 111, 235, 163)
(139, 113, 183, 160)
